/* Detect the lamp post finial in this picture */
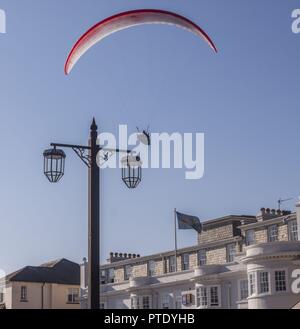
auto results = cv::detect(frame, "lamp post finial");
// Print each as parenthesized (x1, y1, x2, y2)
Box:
(91, 117, 97, 131)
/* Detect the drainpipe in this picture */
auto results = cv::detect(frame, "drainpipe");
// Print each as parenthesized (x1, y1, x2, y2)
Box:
(41, 283, 45, 309)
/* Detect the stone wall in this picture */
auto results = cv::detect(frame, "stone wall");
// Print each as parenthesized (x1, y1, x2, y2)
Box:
(198, 224, 234, 244)
(206, 247, 227, 265)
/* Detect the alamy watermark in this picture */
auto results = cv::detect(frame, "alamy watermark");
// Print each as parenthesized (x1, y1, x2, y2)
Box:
(292, 9, 300, 33)
(98, 125, 204, 180)
(0, 9, 6, 34)
(292, 269, 300, 294)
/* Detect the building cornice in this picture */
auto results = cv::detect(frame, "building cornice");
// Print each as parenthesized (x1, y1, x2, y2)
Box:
(100, 236, 242, 269)
(238, 213, 296, 231)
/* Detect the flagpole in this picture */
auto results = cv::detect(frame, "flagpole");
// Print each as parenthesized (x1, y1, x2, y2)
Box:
(174, 208, 178, 272)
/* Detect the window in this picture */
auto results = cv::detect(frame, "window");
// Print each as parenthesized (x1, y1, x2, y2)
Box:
(197, 250, 207, 266)
(249, 273, 256, 296)
(289, 220, 298, 241)
(268, 225, 278, 242)
(246, 230, 255, 246)
(239, 280, 249, 300)
(210, 286, 219, 306)
(131, 296, 139, 309)
(161, 295, 170, 309)
(182, 294, 193, 306)
(196, 286, 220, 308)
(0, 288, 4, 303)
(196, 286, 208, 307)
(182, 254, 190, 271)
(169, 256, 176, 273)
(275, 270, 287, 292)
(107, 268, 115, 283)
(100, 270, 107, 284)
(175, 296, 182, 309)
(259, 272, 269, 294)
(142, 296, 151, 309)
(227, 243, 236, 263)
(67, 288, 79, 304)
(148, 260, 156, 277)
(124, 265, 132, 281)
(20, 286, 27, 302)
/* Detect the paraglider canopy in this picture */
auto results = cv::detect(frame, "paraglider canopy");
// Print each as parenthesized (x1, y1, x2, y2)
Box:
(65, 9, 217, 74)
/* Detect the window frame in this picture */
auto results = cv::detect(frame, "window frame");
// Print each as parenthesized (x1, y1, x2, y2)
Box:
(181, 253, 190, 271)
(148, 260, 156, 277)
(238, 279, 249, 301)
(100, 269, 107, 284)
(288, 220, 298, 241)
(197, 250, 207, 266)
(226, 243, 236, 263)
(124, 265, 132, 281)
(142, 296, 151, 309)
(248, 272, 256, 297)
(107, 268, 115, 283)
(196, 285, 221, 308)
(20, 286, 28, 302)
(245, 229, 255, 246)
(274, 270, 287, 293)
(161, 294, 170, 309)
(258, 271, 270, 295)
(0, 287, 4, 303)
(268, 224, 279, 242)
(169, 256, 176, 273)
(67, 288, 80, 304)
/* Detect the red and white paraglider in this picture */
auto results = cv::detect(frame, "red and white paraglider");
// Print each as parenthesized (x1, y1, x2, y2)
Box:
(65, 9, 217, 74)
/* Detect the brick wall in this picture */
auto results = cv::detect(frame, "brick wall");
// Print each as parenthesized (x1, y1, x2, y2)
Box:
(154, 260, 165, 276)
(278, 224, 288, 241)
(198, 224, 234, 244)
(189, 252, 198, 270)
(114, 268, 124, 283)
(206, 246, 227, 265)
(132, 263, 147, 278)
(254, 228, 268, 244)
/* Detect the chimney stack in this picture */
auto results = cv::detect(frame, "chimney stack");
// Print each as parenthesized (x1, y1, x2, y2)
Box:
(107, 252, 141, 264)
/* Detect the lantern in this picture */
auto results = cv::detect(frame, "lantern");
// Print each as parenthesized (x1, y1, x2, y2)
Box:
(121, 155, 142, 189)
(43, 148, 66, 183)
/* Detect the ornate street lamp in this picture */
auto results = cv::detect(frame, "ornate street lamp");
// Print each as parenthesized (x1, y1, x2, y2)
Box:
(122, 155, 142, 189)
(43, 148, 66, 183)
(43, 119, 141, 309)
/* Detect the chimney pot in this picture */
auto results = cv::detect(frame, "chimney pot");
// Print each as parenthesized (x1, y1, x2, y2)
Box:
(128, 254, 132, 259)
(124, 253, 127, 258)
(266, 208, 271, 214)
(119, 253, 123, 258)
(114, 253, 118, 257)
(271, 209, 276, 215)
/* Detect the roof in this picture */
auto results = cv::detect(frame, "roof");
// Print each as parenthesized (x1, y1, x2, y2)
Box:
(202, 215, 256, 230)
(5, 259, 80, 285)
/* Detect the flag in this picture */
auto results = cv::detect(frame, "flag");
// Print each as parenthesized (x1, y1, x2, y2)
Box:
(176, 211, 202, 234)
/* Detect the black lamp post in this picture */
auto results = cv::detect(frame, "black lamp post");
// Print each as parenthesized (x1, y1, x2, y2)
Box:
(43, 119, 141, 309)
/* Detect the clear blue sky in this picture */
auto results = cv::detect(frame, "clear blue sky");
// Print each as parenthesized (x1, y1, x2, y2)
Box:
(0, 0, 300, 274)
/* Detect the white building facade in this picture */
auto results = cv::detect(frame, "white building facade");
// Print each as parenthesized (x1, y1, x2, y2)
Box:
(81, 203, 300, 309)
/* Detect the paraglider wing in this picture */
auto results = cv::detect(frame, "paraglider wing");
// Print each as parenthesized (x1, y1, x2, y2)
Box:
(65, 9, 217, 74)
